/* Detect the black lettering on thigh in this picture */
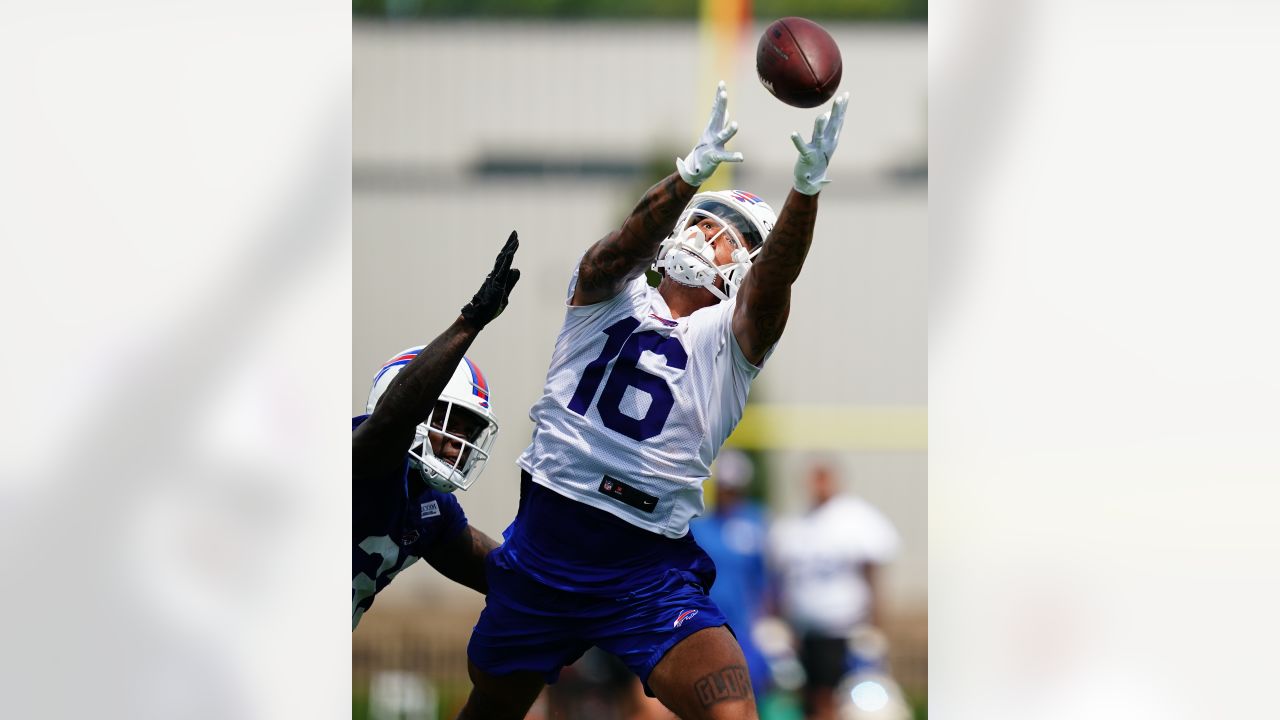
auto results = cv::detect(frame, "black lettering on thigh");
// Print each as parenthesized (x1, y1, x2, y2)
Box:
(692, 665, 751, 709)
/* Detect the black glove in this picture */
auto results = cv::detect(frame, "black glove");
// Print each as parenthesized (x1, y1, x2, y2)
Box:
(460, 231, 521, 328)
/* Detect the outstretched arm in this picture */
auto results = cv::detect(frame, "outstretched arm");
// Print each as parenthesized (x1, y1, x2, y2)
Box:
(573, 172, 696, 305)
(572, 82, 744, 306)
(353, 232, 521, 480)
(733, 94, 849, 365)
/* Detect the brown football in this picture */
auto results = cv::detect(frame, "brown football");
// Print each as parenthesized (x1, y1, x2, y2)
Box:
(756, 17, 843, 108)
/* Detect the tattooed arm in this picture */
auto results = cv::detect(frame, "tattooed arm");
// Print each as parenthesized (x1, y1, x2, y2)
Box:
(572, 82, 744, 306)
(732, 190, 819, 365)
(353, 234, 520, 481)
(423, 525, 500, 594)
(352, 318, 482, 481)
(571, 172, 697, 306)
(732, 93, 849, 365)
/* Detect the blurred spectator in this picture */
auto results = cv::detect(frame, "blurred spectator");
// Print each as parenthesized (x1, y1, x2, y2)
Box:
(770, 463, 899, 720)
(690, 449, 773, 694)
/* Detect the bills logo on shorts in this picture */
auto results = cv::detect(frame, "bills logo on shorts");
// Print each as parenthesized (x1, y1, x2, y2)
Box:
(673, 609, 699, 628)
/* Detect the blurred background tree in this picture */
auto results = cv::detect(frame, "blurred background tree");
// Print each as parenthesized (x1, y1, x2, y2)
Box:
(353, 0, 926, 22)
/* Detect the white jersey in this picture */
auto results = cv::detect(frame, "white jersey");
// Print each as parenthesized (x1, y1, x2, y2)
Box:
(770, 495, 900, 635)
(517, 267, 774, 538)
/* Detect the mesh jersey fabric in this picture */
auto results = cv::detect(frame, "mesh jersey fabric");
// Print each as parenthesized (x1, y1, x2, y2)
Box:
(516, 266, 776, 538)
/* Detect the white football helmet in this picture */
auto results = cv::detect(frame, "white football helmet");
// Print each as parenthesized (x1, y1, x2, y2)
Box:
(654, 189, 777, 301)
(365, 347, 499, 493)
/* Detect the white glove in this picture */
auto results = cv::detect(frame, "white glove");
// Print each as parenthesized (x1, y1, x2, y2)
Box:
(791, 92, 849, 196)
(676, 81, 745, 187)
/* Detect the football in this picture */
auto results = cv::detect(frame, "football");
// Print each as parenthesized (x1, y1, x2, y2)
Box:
(756, 17, 843, 108)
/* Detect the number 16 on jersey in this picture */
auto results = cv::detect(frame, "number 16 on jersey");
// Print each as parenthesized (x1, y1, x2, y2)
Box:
(567, 317, 688, 442)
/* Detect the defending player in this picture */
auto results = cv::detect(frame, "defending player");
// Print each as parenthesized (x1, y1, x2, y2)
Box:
(458, 83, 848, 720)
(352, 232, 520, 630)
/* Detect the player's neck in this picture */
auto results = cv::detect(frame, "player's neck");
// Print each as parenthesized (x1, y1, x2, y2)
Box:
(658, 277, 721, 318)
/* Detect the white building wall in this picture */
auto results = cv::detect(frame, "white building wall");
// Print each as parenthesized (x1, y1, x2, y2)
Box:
(354, 21, 928, 610)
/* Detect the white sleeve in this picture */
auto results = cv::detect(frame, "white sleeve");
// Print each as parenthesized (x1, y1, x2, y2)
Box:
(563, 255, 649, 321)
(686, 297, 778, 381)
(853, 501, 900, 564)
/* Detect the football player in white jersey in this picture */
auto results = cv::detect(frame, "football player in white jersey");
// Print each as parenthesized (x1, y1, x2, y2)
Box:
(352, 232, 520, 630)
(459, 83, 848, 720)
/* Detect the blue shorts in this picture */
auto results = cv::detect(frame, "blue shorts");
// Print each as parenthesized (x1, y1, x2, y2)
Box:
(468, 552, 728, 692)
